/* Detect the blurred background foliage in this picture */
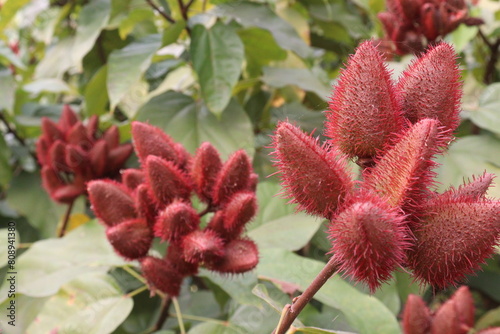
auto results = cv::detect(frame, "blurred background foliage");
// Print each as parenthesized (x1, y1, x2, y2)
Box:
(1, 0, 500, 333)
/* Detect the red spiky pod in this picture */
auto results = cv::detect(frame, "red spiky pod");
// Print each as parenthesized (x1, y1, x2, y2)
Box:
(135, 184, 158, 228)
(121, 169, 145, 190)
(41, 118, 63, 144)
(145, 155, 192, 206)
(154, 200, 200, 242)
(220, 191, 257, 240)
(166, 244, 199, 276)
(206, 211, 225, 233)
(106, 143, 133, 173)
(36, 136, 50, 165)
(430, 286, 473, 334)
(41, 166, 83, 204)
(212, 150, 253, 205)
(140, 256, 183, 296)
(207, 238, 259, 274)
(106, 218, 153, 260)
(408, 191, 500, 288)
(181, 230, 224, 264)
(87, 180, 137, 227)
(271, 121, 353, 219)
(478, 329, 500, 334)
(102, 125, 119, 149)
(363, 119, 446, 213)
(402, 294, 432, 334)
(174, 142, 191, 170)
(88, 140, 108, 176)
(397, 42, 462, 135)
(328, 192, 410, 292)
(442, 172, 494, 200)
(58, 105, 79, 132)
(131, 122, 180, 166)
(66, 122, 91, 147)
(325, 40, 404, 160)
(86, 115, 99, 139)
(191, 142, 223, 202)
(49, 140, 70, 173)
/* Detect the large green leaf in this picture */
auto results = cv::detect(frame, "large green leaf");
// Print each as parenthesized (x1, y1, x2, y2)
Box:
(25, 273, 133, 334)
(0, 294, 49, 334)
(107, 34, 162, 110)
(0, 133, 12, 187)
(0, 220, 126, 298)
(215, 1, 312, 58)
(257, 249, 401, 334)
(84, 65, 109, 115)
(35, 37, 76, 79)
(0, 0, 31, 33)
(136, 91, 254, 159)
(467, 83, 500, 135)
(191, 22, 244, 116)
(262, 67, 331, 100)
(72, 0, 111, 69)
(0, 69, 15, 112)
(199, 269, 261, 306)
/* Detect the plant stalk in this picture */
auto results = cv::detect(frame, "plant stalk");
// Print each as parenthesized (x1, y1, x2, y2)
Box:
(57, 200, 75, 237)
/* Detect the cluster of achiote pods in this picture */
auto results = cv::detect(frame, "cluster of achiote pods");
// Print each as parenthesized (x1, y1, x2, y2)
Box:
(87, 122, 259, 297)
(36, 105, 133, 203)
(378, 0, 482, 55)
(403, 286, 500, 334)
(271, 40, 500, 291)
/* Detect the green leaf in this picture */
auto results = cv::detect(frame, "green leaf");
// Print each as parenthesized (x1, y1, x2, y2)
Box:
(84, 65, 109, 116)
(468, 83, 500, 135)
(0, 69, 15, 112)
(446, 24, 478, 53)
(0, 134, 12, 187)
(23, 78, 71, 95)
(0, 294, 49, 334)
(191, 22, 244, 116)
(475, 306, 500, 330)
(25, 273, 133, 334)
(73, 0, 111, 69)
(262, 67, 331, 100)
(35, 37, 76, 79)
(257, 249, 401, 334)
(136, 91, 254, 159)
(199, 269, 261, 306)
(295, 327, 355, 334)
(435, 134, 500, 198)
(238, 28, 287, 74)
(162, 20, 186, 46)
(107, 34, 162, 110)
(215, 1, 312, 58)
(0, 40, 25, 69)
(118, 7, 154, 39)
(188, 322, 244, 334)
(0, 220, 126, 298)
(0, 0, 31, 33)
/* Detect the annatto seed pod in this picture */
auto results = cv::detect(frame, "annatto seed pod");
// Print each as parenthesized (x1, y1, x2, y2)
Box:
(131, 122, 181, 166)
(191, 142, 223, 202)
(106, 218, 153, 260)
(166, 244, 199, 276)
(272, 121, 353, 219)
(154, 200, 200, 242)
(325, 40, 404, 160)
(181, 230, 224, 264)
(402, 294, 432, 334)
(41, 166, 83, 204)
(41, 117, 63, 144)
(121, 169, 145, 190)
(397, 42, 462, 135)
(140, 256, 183, 296)
(408, 192, 500, 288)
(221, 191, 257, 239)
(207, 238, 259, 274)
(59, 105, 79, 132)
(211, 150, 252, 205)
(87, 180, 137, 226)
(88, 140, 108, 176)
(430, 286, 474, 334)
(135, 184, 158, 228)
(442, 172, 494, 201)
(328, 192, 410, 292)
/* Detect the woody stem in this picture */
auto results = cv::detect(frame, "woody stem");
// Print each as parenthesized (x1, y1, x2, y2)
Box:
(57, 200, 75, 237)
(151, 295, 172, 332)
(273, 257, 338, 334)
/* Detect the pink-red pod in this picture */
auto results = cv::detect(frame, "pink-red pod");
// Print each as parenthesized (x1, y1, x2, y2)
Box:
(408, 193, 500, 288)
(402, 294, 432, 334)
(208, 238, 259, 274)
(102, 125, 119, 149)
(121, 169, 145, 190)
(49, 140, 70, 173)
(42, 166, 83, 203)
(41, 117, 63, 144)
(191, 142, 223, 202)
(397, 43, 462, 134)
(66, 122, 90, 147)
(36, 136, 50, 165)
(272, 121, 353, 219)
(166, 244, 199, 276)
(106, 218, 153, 260)
(430, 286, 474, 334)
(181, 230, 224, 264)
(131, 122, 180, 166)
(86, 115, 99, 139)
(135, 184, 158, 228)
(87, 180, 137, 226)
(58, 105, 79, 132)
(325, 40, 404, 159)
(221, 191, 257, 239)
(154, 200, 200, 242)
(88, 140, 108, 176)
(212, 150, 252, 205)
(452, 286, 475, 330)
(442, 172, 494, 200)
(145, 155, 192, 206)
(363, 119, 445, 211)
(140, 256, 183, 296)
(107, 144, 133, 173)
(478, 328, 500, 334)
(328, 192, 410, 292)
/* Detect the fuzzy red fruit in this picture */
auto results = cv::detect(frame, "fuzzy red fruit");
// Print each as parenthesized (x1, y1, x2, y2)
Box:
(58, 105, 78, 131)
(431, 286, 473, 334)
(107, 144, 133, 172)
(363, 119, 444, 210)
(221, 191, 257, 239)
(154, 200, 200, 241)
(402, 294, 432, 334)
(49, 140, 69, 173)
(66, 122, 91, 147)
(86, 115, 99, 139)
(88, 140, 108, 176)
(212, 150, 252, 205)
(140, 256, 183, 296)
(453, 286, 475, 330)
(325, 40, 403, 159)
(328, 193, 409, 292)
(122, 169, 145, 190)
(443, 172, 494, 200)
(102, 125, 119, 149)
(166, 244, 199, 276)
(397, 43, 462, 134)
(87, 180, 137, 226)
(106, 218, 153, 260)
(131, 122, 180, 165)
(208, 238, 259, 274)
(41, 118, 63, 143)
(182, 230, 224, 264)
(409, 193, 500, 288)
(191, 142, 223, 202)
(272, 121, 353, 219)
(135, 184, 158, 228)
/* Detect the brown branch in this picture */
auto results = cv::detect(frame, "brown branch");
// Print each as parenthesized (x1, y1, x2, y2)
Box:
(177, 0, 192, 35)
(151, 295, 172, 332)
(273, 257, 338, 334)
(57, 200, 75, 238)
(145, 0, 176, 24)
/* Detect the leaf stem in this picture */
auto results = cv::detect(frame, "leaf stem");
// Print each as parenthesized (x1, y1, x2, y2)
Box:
(57, 200, 75, 237)
(145, 0, 176, 24)
(122, 265, 148, 284)
(273, 256, 338, 334)
(151, 295, 172, 331)
(126, 285, 149, 298)
(172, 297, 186, 334)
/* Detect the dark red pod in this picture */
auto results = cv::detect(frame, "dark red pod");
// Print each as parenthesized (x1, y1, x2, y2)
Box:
(106, 218, 153, 260)
(154, 200, 200, 242)
(207, 238, 259, 274)
(181, 230, 224, 264)
(87, 180, 137, 226)
(191, 142, 223, 202)
(140, 256, 183, 296)
(131, 122, 181, 166)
